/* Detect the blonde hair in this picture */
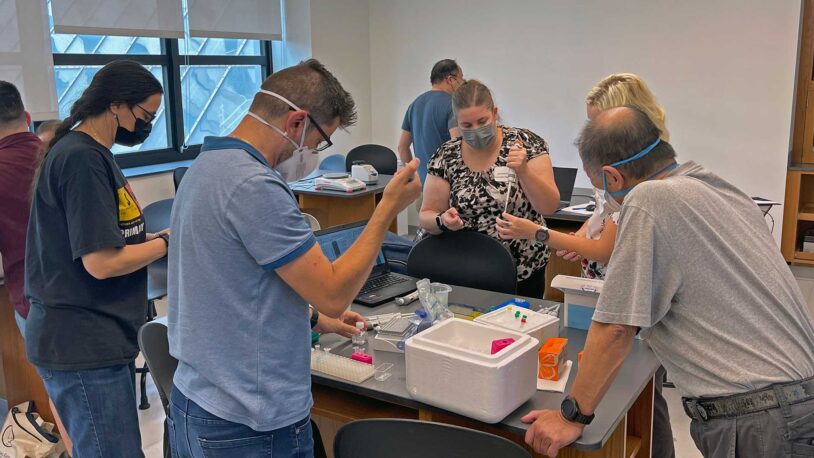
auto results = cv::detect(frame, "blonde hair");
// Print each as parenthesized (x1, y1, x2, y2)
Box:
(585, 73, 669, 141)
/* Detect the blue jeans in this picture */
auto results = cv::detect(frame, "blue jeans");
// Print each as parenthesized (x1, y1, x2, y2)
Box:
(36, 362, 144, 458)
(14, 312, 25, 340)
(169, 388, 314, 458)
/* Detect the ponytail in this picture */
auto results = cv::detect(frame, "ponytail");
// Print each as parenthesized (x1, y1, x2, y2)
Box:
(49, 60, 163, 149)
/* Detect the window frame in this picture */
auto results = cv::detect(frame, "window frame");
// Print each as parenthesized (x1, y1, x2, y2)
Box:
(52, 39, 274, 169)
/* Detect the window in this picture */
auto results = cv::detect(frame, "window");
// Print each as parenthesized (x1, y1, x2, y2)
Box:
(47, 2, 274, 168)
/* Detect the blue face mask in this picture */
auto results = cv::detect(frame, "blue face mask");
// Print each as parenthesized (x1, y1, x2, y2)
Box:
(601, 138, 677, 198)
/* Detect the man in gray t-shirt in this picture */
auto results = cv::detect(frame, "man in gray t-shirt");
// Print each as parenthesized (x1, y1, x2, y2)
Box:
(522, 107, 814, 458)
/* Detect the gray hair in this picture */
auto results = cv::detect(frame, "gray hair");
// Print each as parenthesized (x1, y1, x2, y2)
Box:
(576, 106, 676, 180)
(249, 59, 357, 129)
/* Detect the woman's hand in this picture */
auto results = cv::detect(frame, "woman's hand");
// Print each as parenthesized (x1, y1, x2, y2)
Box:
(495, 212, 540, 240)
(441, 207, 465, 231)
(313, 310, 366, 338)
(506, 143, 529, 174)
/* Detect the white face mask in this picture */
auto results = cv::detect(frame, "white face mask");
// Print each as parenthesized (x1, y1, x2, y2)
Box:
(599, 187, 622, 216)
(247, 89, 319, 182)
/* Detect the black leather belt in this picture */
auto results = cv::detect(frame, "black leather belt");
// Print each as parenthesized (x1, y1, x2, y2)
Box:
(682, 376, 814, 421)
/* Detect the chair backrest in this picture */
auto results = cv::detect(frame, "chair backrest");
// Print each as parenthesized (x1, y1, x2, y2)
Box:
(345, 144, 398, 175)
(137, 321, 178, 414)
(407, 231, 517, 294)
(302, 213, 321, 231)
(334, 419, 530, 458)
(173, 167, 188, 191)
(142, 198, 174, 233)
(319, 153, 346, 172)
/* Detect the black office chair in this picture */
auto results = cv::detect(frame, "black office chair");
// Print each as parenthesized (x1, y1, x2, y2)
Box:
(137, 199, 173, 410)
(345, 144, 398, 175)
(173, 167, 188, 191)
(407, 231, 517, 295)
(334, 419, 531, 458)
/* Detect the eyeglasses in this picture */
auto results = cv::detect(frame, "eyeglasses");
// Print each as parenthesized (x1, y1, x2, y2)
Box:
(289, 107, 332, 152)
(134, 103, 157, 123)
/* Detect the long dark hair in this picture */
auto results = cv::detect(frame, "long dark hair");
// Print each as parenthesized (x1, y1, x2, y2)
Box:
(49, 60, 163, 149)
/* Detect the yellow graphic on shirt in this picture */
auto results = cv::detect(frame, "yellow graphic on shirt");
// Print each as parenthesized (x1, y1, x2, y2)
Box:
(118, 187, 142, 222)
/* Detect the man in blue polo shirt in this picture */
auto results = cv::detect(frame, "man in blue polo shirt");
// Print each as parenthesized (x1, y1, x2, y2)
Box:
(398, 59, 463, 183)
(167, 59, 421, 457)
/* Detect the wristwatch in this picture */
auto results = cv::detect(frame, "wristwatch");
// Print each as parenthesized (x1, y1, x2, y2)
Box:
(309, 305, 320, 329)
(561, 396, 594, 425)
(435, 212, 449, 232)
(157, 233, 170, 248)
(534, 224, 550, 243)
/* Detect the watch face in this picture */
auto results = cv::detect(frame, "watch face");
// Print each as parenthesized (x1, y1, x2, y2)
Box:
(561, 398, 577, 419)
(535, 228, 548, 243)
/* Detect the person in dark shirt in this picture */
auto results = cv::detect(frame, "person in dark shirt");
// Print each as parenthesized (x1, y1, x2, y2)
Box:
(0, 81, 42, 332)
(25, 60, 169, 457)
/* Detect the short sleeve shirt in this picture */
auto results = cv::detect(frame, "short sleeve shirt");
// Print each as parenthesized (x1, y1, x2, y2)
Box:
(25, 131, 147, 370)
(594, 161, 814, 398)
(427, 126, 551, 280)
(402, 90, 456, 182)
(168, 136, 316, 431)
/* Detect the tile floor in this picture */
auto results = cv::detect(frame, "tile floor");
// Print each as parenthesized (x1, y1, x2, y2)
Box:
(134, 267, 814, 457)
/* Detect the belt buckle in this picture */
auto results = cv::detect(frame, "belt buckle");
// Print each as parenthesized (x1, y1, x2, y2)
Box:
(684, 399, 709, 421)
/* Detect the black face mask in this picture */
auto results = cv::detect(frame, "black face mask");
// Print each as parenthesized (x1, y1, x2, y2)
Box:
(114, 108, 152, 147)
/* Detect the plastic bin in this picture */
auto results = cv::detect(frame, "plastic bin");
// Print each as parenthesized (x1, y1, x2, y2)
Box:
(405, 319, 539, 423)
(550, 275, 604, 331)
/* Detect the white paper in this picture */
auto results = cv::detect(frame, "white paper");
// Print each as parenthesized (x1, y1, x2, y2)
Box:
(536, 360, 573, 393)
(560, 202, 595, 215)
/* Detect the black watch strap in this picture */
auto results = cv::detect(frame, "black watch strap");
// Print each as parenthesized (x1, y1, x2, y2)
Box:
(157, 233, 170, 248)
(435, 212, 449, 232)
(562, 396, 595, 425)
(309, 306, 320, 329)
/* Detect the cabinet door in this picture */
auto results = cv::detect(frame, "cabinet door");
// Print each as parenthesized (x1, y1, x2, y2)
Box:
(804, 87, 814, 164)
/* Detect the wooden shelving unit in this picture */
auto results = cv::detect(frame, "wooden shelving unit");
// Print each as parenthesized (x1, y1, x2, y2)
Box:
(782, 1, 814, 265)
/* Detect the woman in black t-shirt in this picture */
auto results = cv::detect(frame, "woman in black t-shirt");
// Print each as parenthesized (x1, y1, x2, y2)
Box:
(25, 60, 169, 457)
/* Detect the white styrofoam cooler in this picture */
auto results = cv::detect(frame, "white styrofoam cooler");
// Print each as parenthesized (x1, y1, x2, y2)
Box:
(404, 318, 539, 423)
(551, 275, 604, 331)
(474, 306, 559, 346)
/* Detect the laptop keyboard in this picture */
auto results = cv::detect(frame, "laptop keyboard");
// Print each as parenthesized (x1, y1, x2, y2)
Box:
(359, 274, 409, 295)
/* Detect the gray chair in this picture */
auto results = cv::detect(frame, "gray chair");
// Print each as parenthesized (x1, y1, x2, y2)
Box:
(138, 321, 177, 458)
(334, 419, 531, 458)
(137, 198, 174, 410)
(173, 167, 188, 191)
(407, 231, 517, 295)
(345, 144, 398, 175)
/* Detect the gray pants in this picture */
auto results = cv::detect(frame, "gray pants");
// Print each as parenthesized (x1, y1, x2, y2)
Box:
(689, 397, 814, 457)
(653, 366, 675, 458)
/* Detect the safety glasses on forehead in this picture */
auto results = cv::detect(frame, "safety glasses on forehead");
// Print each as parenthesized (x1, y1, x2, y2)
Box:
(256, 89, 333, 152)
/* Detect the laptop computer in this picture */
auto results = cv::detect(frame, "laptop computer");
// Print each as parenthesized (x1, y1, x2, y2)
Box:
(552, 167, 578, 209)
(314, 221, 416, 307)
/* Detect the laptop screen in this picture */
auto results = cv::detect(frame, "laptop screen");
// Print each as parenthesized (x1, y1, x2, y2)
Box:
(553, 167, 578, 203)
(314, 222, 386, 267)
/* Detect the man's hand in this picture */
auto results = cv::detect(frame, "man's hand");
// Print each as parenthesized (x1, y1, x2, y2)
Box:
(441, 207, 465, 231)
(522, 409, 584, 457)
(495, 212, 539, 240)
(313, 310, 366, 338)
(381, 158, 422, 216)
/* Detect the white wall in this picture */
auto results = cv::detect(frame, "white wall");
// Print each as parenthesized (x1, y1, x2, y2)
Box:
(369, 0, 801, 239)
(309, 0, 373, 159)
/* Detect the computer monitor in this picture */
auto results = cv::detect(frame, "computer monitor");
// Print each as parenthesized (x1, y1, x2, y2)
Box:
(314, 221, 386, 267)
(552, 167, 578, 205)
